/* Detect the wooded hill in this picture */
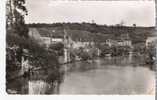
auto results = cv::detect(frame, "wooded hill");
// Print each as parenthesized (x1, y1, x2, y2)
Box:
(27, 23, 155, 44)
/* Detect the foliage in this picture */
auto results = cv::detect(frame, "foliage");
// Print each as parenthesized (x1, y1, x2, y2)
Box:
(98, 44, 111, 56)
(48, 42, 64, 56)
(28, 23, 155, 44)
(110, 46, 131, 56)
(6, 0, 28, 38)
(74, 47, 96, 60)
(49, 42, 64, 51)
(6, 0, 62, 84)
(79, 51, 91, 61)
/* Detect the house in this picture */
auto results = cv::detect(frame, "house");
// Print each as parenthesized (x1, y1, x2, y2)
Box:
(41, 36, 63, 48)
(29, 28, 63, 48)
(146, 36, 157, 47)
(117, 40, 132, 47)
(106, 39, 132, 47)
(72, 41, 94, 49)
(106, 33, 132, 47)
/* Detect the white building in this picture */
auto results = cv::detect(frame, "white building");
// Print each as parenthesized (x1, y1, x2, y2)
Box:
(106, 39, 132, 47)
(72, 41, 94, 49)
(146, 36, 157, 47)
(41, 37, 63, 47)
(29, 28, 63, 48)
(117, 40, 132, 47)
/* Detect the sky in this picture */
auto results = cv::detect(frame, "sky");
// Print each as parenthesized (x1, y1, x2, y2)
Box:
(25, 0, 156, 27)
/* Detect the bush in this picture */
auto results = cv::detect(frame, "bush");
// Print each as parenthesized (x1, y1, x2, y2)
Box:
(80, 51, 91, 60)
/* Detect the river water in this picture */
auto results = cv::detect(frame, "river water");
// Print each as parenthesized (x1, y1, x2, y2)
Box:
(59, 56, 155, 95)
(7, 56, 155, 95)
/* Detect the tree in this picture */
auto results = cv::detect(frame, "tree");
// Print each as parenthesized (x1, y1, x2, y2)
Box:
(48, 42, 64, 56)
(49, 42, 64, 51)
(133, 24, 136, 27)
(6, 0, 28, 38)
(6, 0, 63, 94)
(6, 0, 28, 75)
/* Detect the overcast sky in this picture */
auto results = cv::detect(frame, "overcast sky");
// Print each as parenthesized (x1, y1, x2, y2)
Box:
(25, 0, 156, 27)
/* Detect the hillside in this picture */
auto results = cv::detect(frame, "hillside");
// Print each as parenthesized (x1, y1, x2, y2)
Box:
(28, 23, 155, 44)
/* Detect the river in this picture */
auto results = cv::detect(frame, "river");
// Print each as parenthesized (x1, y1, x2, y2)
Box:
(7, 56, 155, 95)
(59, 56, 155, 95)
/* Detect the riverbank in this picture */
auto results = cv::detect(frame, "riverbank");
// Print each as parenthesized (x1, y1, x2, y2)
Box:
(60, 55, 155, 72)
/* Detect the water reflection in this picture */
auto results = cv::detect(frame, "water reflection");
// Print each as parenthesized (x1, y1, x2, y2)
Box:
(7, 56, 155, 94)
(60, 56, 155, 94)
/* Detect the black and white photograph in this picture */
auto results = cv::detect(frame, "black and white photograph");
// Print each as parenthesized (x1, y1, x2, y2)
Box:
(5, 0, 156, 95)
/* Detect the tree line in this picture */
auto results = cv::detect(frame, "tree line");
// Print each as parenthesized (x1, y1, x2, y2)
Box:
(28, 22, 155, 44)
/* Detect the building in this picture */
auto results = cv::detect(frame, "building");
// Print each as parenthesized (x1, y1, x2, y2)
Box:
(72, 41, 94, 49)
(117, 40, 132, 47)
(106, 33, 132, 47)
(146, 36, 157, 47)
(41, 36, 63, 48)
(29, 28, 63, 48)
(106, 39, 132, 47)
